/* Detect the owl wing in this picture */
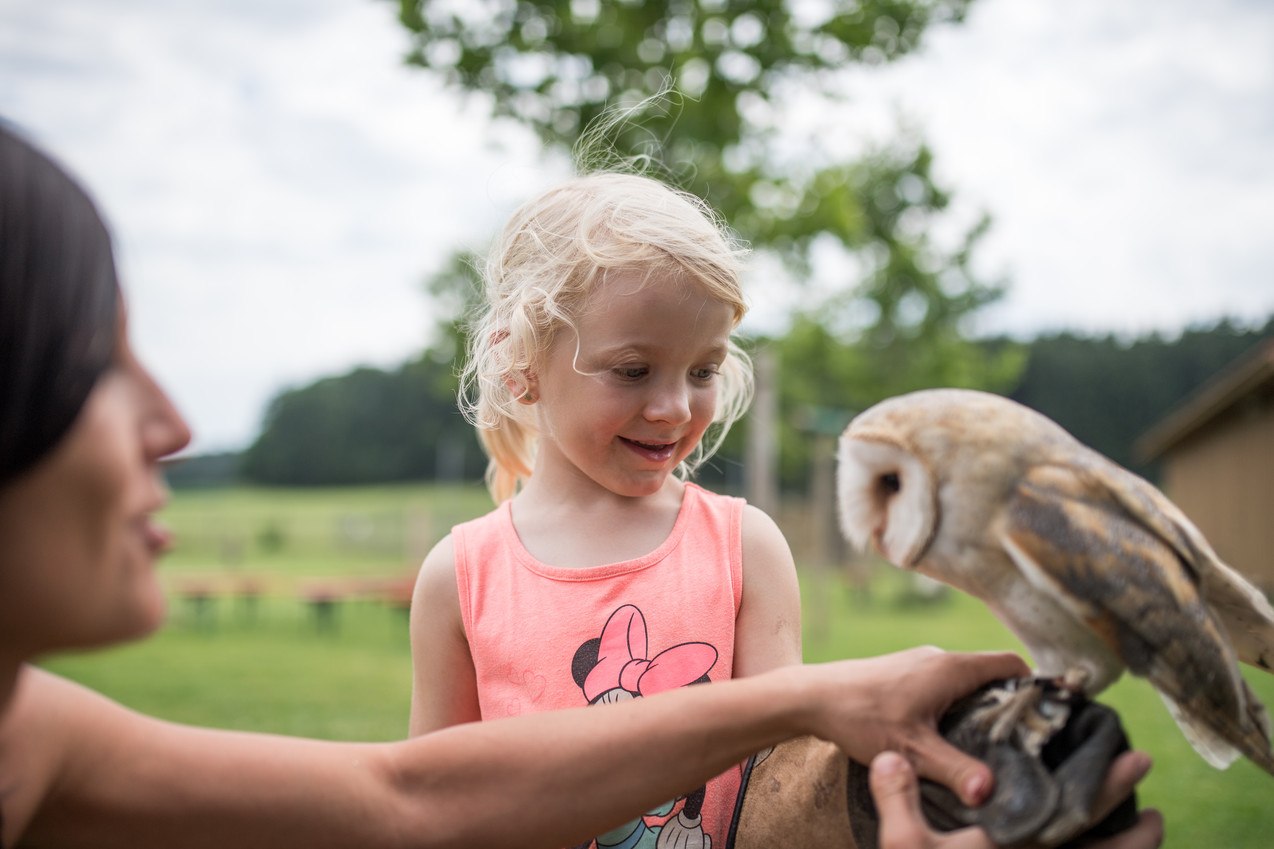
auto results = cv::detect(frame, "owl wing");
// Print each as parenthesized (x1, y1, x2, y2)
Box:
(997, 459, 1274, 774)
(1077, 454, 1274, 674)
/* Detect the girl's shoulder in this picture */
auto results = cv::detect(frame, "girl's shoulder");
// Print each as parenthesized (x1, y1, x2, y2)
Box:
(680, 484, 792, 570)
(682, 481, 745, 511)
(682, 483, 780, 535)
(739, 501, 790, 559)
(418, 531, 458, 582)
(451, 500, 510, 536)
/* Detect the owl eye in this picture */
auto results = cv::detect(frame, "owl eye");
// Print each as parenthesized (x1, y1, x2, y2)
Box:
(879, 472, 901, 495)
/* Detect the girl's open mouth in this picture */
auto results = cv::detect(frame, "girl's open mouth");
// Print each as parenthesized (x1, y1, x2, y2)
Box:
(620, 437, 676, 462)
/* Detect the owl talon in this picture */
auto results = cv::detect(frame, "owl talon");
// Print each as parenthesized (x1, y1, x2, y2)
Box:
(1058, 668, 1090, 694)
(987, 681, 1043, 746)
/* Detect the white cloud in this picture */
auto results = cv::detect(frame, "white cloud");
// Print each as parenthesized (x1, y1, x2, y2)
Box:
(825, 0, 1274, 338)
(2, 0, 566, 452)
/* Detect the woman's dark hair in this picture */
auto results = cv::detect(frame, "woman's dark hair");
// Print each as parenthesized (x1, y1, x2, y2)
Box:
(0, 122, 119, 485)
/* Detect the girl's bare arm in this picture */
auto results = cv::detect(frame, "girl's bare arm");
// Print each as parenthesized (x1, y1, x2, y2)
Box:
(734, 504, 803, 677)
(408, 534, 482, 736)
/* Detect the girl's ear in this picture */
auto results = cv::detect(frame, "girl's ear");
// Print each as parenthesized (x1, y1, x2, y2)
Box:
(507, 372, 539, 405)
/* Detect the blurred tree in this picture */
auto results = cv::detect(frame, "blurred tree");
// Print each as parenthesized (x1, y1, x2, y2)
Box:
(241, 252, 488, 487)
(241, 357, 484, 486)
(422, 250, 484, 370)
(394, 0, 972, 206)
(1010, 316, 1274, 481)
(235, 310, 1271, 488)
(396, 0, 1023, 493)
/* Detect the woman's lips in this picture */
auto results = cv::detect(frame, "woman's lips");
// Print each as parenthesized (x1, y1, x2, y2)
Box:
(142, 517, 173, 556)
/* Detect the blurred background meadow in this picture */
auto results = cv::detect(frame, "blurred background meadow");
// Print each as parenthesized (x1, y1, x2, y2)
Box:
(9, 0, 1274, 844)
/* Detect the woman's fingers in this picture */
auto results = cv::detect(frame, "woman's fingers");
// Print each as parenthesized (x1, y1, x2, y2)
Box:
(870, 752, 932, 848)
(870, 752, 993, 849)
(1112, 810, 1165, 849)
(904, 730, 995, 807)
(1077, 751, 1163, 849)
(962, 650, 1032, 683)
(862, 650, 1032, 806)
(913, 651, 1029, 796)
(1089, 750, 1152, 821)
(1067, 808, 1164, 849)
(870, 749, 1163, 849)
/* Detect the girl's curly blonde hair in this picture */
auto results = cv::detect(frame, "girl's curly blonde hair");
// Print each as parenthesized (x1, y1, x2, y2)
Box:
(459, 171, 753, 503)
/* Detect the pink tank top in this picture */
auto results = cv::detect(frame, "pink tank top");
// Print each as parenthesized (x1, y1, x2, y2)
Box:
(453, 482, 745, 848)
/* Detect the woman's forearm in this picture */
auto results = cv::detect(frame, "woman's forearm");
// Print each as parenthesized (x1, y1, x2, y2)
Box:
(386, 665, 811, 847)
(385, 648, 1030, 846)
(29, 651, 1030, 848)
(27, 664, 809, 849)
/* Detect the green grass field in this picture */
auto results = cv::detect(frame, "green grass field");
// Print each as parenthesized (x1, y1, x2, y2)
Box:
(42, 484, 1274, 846)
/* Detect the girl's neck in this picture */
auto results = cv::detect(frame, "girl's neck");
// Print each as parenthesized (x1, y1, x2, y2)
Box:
(524, 463, 684, 505)
(511, 477, 689, 569)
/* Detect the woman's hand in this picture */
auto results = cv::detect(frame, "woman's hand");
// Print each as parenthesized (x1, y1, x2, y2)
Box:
(801, 647, 1030, 805)
(869, 750, 1165, 849)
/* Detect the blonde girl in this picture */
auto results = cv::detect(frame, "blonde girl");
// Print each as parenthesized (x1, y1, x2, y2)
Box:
(409, 171, 804, 847)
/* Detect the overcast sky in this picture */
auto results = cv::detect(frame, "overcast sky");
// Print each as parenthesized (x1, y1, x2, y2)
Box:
(3, 0, 1272, 454)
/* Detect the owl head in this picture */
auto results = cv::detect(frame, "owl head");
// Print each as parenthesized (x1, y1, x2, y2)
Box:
(836, 388, 1070, 570)
(836, 421, 938, 569)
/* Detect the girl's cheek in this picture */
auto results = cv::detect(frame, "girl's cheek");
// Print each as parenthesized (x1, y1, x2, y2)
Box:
(694, 387, 718, 418)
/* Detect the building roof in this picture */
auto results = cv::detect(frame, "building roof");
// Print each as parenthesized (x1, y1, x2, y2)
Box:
(1135, 338, 1274, 462)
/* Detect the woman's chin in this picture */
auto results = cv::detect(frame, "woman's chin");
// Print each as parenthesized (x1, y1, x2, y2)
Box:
(41, 602, 167, 657)
(93, 589, 169, 649)
(130, 590, 169, 639)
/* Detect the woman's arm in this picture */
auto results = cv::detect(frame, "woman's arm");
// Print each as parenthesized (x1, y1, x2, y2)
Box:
(408, 534, 482, 736)
(734, 504, 803, 677)
(15, 648, 1153, 849)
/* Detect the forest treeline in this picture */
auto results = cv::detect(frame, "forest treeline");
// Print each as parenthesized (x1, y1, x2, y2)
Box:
(167, 315, 1273, 491)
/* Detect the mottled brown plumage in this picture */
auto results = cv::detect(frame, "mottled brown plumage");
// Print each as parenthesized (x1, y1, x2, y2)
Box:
(836, 388, 1274, 775)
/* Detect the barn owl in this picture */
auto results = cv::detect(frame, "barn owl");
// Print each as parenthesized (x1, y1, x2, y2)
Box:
(836, 388, 1274, 778)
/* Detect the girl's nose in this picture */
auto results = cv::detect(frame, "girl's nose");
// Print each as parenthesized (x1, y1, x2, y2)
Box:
(644, 379, 693, 425)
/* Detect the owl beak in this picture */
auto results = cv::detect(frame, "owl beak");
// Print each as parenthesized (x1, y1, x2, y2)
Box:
(870, 525, 887, 558)
(871, 523, 915, 568)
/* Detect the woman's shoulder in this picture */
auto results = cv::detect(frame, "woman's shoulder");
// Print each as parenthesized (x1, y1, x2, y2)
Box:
(0, 667, 137, 843)
(5, 666, 139, 752)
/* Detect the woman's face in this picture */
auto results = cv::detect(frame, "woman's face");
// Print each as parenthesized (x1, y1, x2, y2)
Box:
(0, 311, 191, 658)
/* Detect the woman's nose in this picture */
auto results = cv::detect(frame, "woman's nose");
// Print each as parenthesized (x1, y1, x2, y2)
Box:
(140, 365, 192, 460)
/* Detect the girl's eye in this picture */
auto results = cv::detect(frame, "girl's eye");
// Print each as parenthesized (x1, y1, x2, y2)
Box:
(614, 366, 647, 380)
(691, 366, 719, 382)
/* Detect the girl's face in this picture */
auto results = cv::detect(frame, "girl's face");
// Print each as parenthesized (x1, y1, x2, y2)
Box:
(528, 270, 735, 499)
(0, 311, 191, 658)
